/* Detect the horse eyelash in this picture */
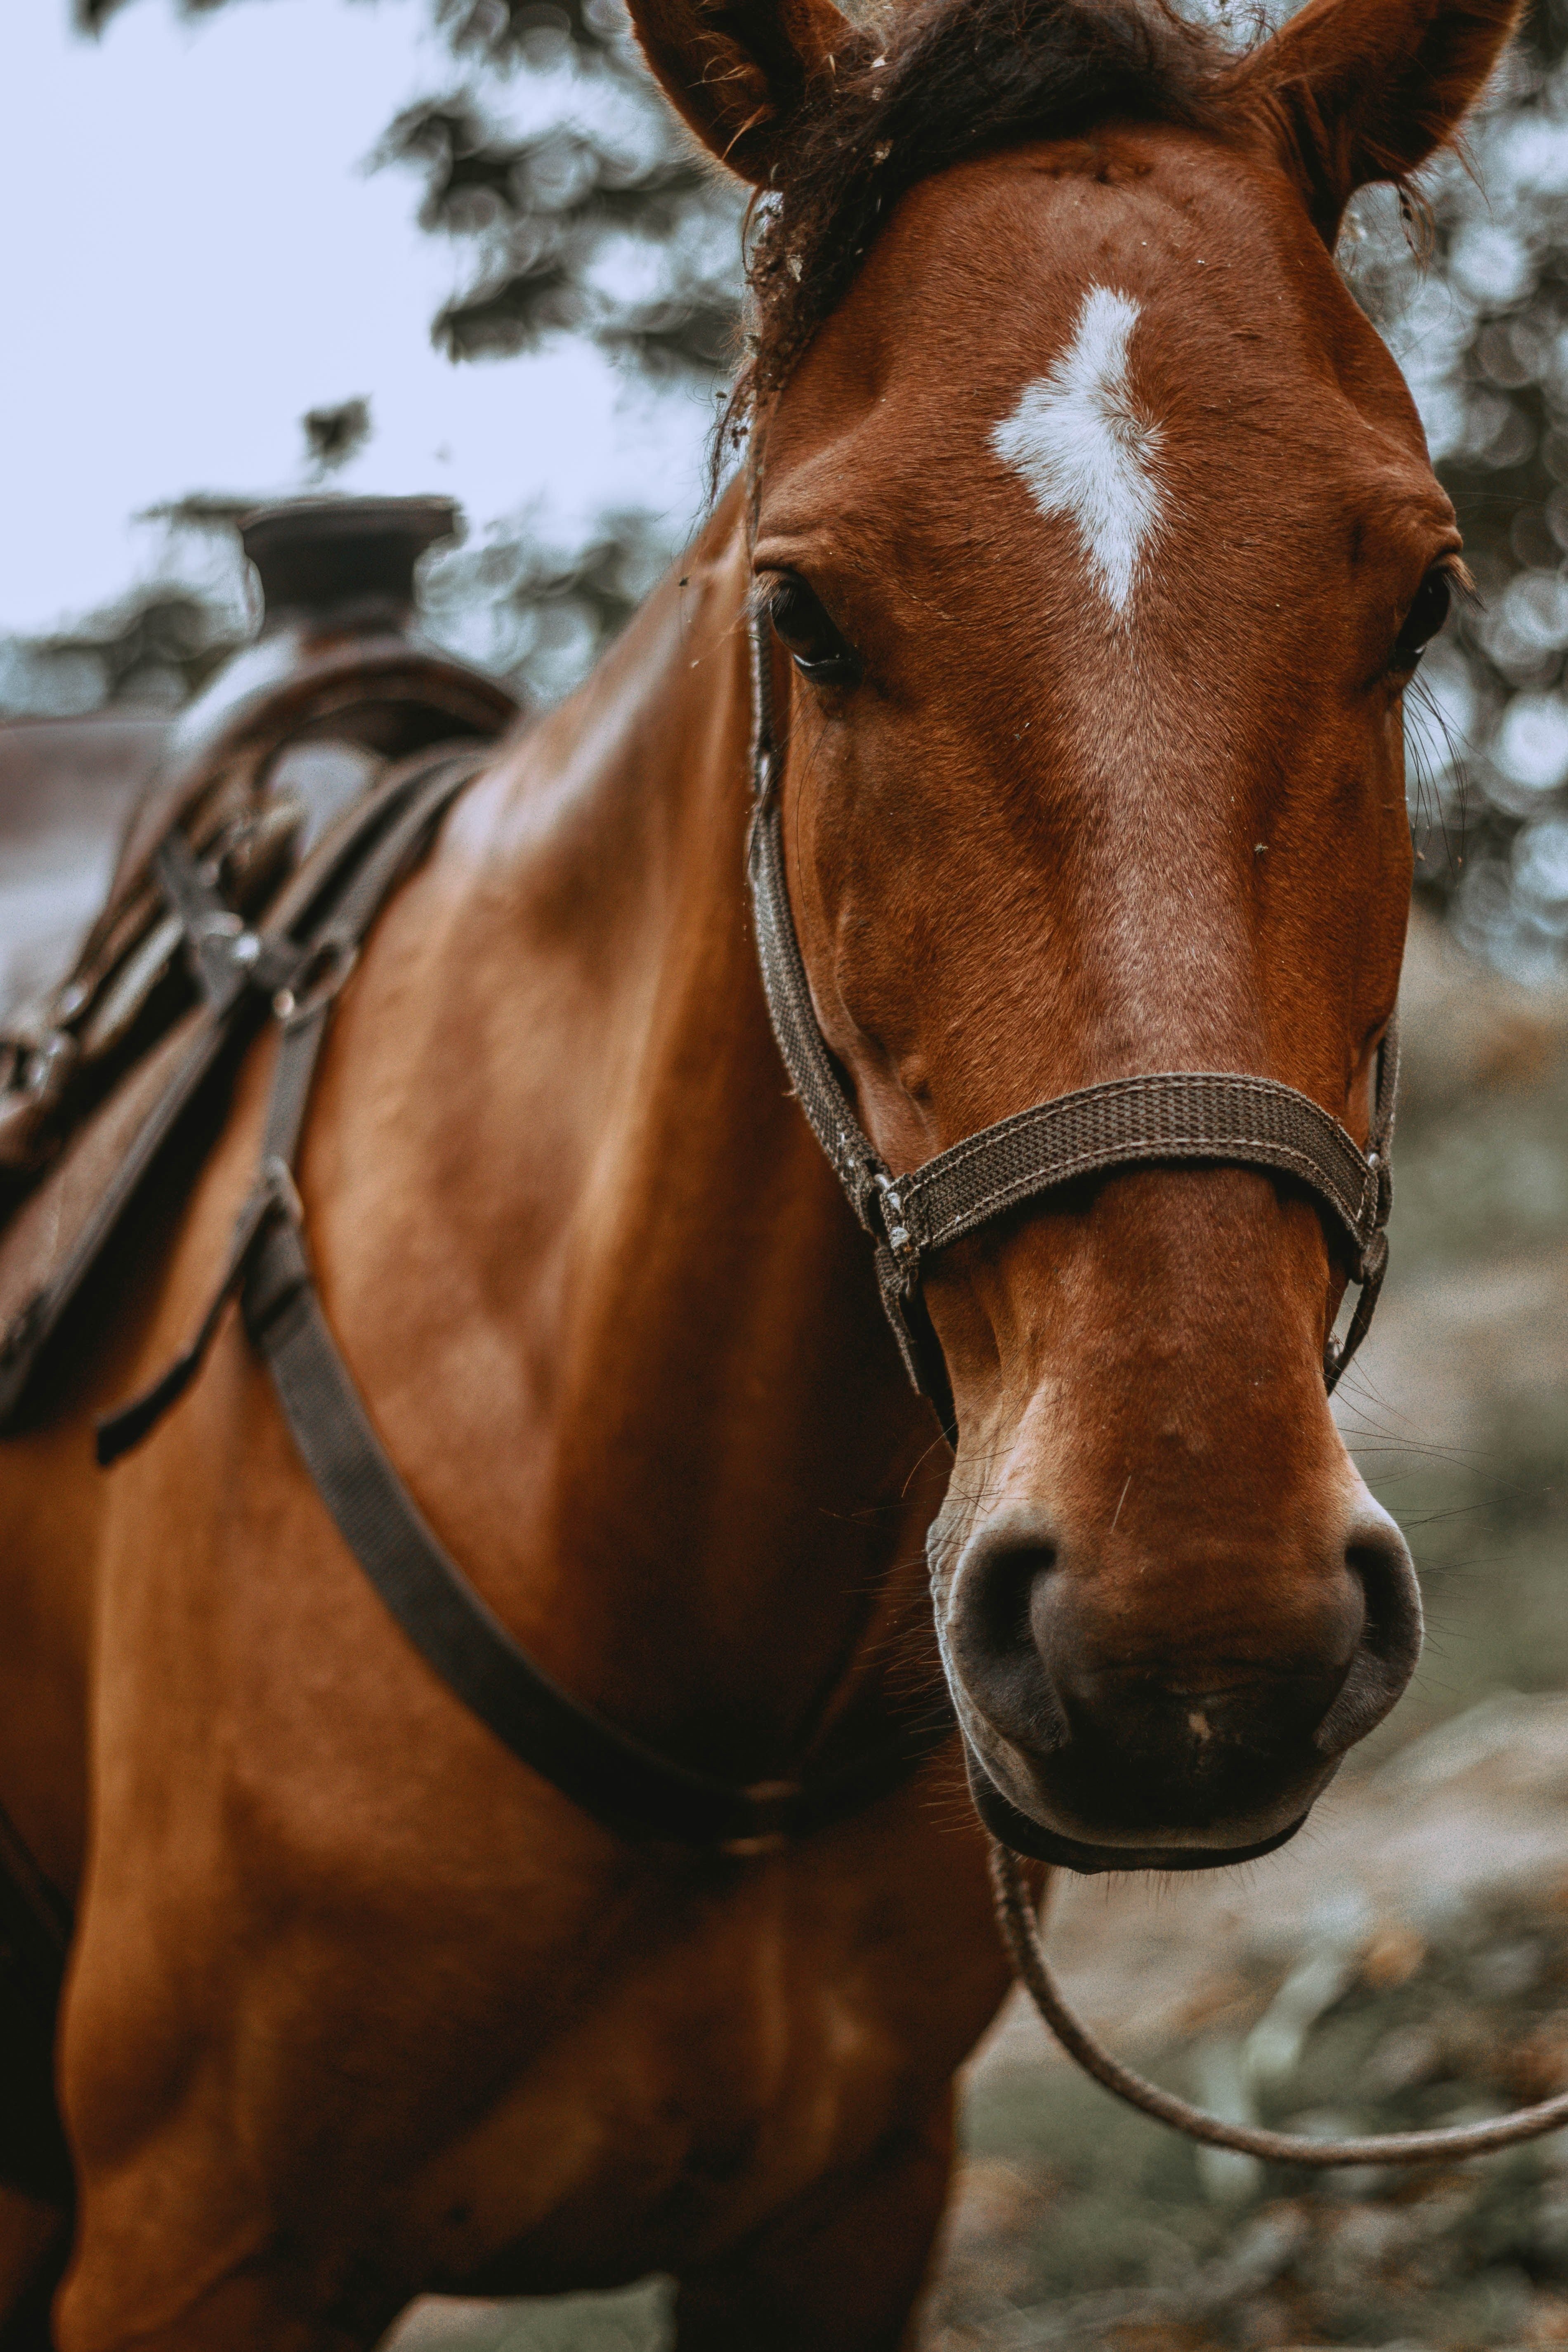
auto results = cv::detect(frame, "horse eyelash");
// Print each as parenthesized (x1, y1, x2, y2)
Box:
(1438, 553, 1477, 604)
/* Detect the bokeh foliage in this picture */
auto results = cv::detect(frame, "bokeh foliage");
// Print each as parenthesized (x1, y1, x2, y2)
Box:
(19, 0, 1568, 977)
(77, 0, 744, 380)
(1348, 0, 1568, 975)
(2, 0, 744, 718)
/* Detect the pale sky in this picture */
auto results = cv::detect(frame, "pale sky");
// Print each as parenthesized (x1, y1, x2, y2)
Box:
(0, 0, 716, 633)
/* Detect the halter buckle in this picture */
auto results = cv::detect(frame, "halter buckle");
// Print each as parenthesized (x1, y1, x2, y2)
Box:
(873, 1174, 917, 1268)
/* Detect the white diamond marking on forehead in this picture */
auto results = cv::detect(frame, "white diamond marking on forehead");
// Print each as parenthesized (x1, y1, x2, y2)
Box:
(992, 285, 1164, 614)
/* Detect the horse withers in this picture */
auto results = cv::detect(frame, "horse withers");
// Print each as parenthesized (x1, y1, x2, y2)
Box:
(0, 0, 1516, 2340)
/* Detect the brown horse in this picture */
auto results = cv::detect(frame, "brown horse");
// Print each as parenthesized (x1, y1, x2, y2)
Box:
(0, 0, 1518, 2338)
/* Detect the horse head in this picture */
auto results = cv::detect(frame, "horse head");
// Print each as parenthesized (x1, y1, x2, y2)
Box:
(629, 0, 1515, 1870)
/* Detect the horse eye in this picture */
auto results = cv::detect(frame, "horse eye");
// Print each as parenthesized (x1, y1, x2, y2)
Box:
(765, 576, 861, 687)
(1391, 569, 1452, 671)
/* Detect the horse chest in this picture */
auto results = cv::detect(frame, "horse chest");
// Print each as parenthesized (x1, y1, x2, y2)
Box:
(532, 1931, 889, 2202)
(388, 1836, 1001, 2289)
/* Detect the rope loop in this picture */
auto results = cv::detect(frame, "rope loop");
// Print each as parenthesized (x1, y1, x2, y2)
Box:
(991, 1840, 1568, 2168)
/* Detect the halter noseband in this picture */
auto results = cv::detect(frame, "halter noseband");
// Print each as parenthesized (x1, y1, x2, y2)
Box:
(745, 614, 1396, 1426)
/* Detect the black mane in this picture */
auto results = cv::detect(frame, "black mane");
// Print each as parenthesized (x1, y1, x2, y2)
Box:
(734, 0, 1241, 418)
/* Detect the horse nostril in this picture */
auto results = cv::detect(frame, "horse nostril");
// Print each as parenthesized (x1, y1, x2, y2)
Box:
(950, 1493, 1420, 1780)
(1313, 1498, 1423, 1756)
(949, 1507, 1069, 1754)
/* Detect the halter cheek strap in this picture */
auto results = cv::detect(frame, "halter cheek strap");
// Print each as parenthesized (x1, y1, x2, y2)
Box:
(745, 614, 1397, 1423)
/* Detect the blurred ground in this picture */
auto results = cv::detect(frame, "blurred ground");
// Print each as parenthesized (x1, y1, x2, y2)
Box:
(0, 713, 167, 1012)
(374, 908, 1568, 2350)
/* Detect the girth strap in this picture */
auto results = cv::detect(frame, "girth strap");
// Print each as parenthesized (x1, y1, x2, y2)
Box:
(1, 744, 508, 1433)
(0, 1796, 73, 2200)
(99, 743, 953, 1856)
(95, 749, 490, 1466)
(746, 615, 1398, 1417)
(240, 1200, 946, 1850)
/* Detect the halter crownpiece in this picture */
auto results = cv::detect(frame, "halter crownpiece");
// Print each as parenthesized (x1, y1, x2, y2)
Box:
(745, 614, 1397, 1426)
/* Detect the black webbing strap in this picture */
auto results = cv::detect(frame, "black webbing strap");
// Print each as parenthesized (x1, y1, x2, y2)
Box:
(94, 750, 487, 1466)
(241, 1205, 945, 1849)
(100, 742, 953, 1854)
(892, 1071, 1381, 1262)
(745, 614, 1398, 1410)
(155, 833, 288, 1012)
(0, 1795, 73, 2200)
(3, 749, 507, 1436)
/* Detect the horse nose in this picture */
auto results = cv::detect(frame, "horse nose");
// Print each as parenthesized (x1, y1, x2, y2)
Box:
(945, 1503, 1072, 1755)
(947, 1493, 1421, 1789)
(1310, 1496, 1423, 1754)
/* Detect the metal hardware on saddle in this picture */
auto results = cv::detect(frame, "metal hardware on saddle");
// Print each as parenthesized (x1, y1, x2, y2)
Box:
(744, 616, 1398, 1422)
(153, 833, 300, 1013)
(0, 495, 519, 1213)
(269, 936, 359, 1025)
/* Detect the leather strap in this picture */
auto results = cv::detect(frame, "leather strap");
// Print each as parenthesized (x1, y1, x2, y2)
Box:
(95, 749, 487, 1464)
(1, 750, 505, 1435)
(242, 1202, 947, 1851)
(0, 1797, 73, 2201)
(745, 614, 1398, 1415)
(99, 742, 954, 1854)
(0, 1011, 248, 1429)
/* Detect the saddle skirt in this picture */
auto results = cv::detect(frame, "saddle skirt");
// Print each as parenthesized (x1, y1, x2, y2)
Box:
(0, 496, 518, 1429)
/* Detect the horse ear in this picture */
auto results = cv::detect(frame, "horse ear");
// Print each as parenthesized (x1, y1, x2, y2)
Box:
(627, 0, 856, 183)
(1238, 0, 1524, 240)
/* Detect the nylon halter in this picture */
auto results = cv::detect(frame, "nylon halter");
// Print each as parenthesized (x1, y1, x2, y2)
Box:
(744, 614, 1397, 1426)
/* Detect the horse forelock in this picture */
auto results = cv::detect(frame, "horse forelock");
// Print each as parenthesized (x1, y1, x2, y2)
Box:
(727, 0, 1240, 432)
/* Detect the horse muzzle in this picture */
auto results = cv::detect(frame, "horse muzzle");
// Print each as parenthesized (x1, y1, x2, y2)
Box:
(940, 1491, 1422, 1875)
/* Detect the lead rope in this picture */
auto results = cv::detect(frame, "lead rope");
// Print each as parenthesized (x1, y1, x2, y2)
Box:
(991, 1841, 1568, 2164)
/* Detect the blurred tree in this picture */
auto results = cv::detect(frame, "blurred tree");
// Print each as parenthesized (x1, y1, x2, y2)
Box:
(0, 479, 679, 722)
(0, 587, 241, 717)
(303, 395, 374, 474)
(22, 0, 1568, 979)
(0, 491, 254, 716)
(419, 502, 675, 701)
(76, 0, 745, 386)
(1346, 0, 1568, 975)
(0, 0, 747, 728)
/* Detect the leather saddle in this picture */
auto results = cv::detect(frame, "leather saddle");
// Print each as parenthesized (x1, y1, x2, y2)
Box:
(0, 495, 518, 1429)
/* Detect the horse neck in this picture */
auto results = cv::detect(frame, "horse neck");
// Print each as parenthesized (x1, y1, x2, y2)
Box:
(419, 492, 945, 1776)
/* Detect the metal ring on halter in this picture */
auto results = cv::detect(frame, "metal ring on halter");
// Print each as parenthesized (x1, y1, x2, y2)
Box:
(990, 1842, 1568, 2166)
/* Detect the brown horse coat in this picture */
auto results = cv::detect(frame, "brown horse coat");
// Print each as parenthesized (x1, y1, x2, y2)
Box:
(2, 509, 996, 2348)
(0, 0, 1523, 2338)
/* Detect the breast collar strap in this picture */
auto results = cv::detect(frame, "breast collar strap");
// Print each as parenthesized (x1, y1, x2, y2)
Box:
(744, 612, 1398, 1431)
(94, 741, 954, 1858)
